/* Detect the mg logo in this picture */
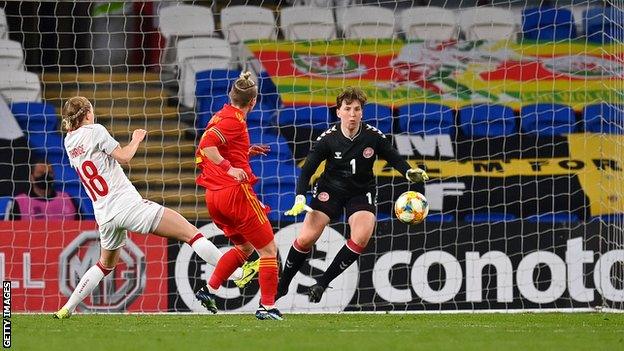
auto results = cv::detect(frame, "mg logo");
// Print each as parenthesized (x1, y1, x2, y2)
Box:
(58, 230, 146, 311)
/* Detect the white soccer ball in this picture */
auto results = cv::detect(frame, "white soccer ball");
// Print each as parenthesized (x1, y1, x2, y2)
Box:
(394, 191, 429, 225)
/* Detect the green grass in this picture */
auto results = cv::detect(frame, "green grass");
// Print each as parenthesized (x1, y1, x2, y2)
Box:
(12, 313, 624, 351)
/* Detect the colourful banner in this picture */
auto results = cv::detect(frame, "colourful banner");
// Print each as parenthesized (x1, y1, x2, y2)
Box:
(0, 221, 168, 312)
(247, 40, 624, 110)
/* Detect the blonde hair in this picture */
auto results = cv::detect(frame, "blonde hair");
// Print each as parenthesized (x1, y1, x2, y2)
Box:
(62, 96, 92, 131)
(228, 71, 257, 108)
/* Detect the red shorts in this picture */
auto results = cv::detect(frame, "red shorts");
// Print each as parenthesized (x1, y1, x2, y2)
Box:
(205, 183, 274, 249)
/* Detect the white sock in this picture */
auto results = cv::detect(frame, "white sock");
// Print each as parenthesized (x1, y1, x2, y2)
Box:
(190, 236, 243, 280)
(62, 265, 107, 313)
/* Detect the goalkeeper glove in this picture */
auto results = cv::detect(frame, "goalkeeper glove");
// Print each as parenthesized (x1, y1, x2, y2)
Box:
(285, 195, 311, 216)
(406, 168, 429, 183)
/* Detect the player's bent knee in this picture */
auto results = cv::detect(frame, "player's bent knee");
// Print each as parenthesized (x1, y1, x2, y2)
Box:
(257, 240, 277, 257)
(236, 242, 255, 257)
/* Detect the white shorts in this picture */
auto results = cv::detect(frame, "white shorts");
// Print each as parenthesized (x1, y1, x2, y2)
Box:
(98, 199, 165, 250)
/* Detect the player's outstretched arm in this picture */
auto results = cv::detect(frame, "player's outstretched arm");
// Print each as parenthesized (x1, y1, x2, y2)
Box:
(376, 130, 429, 183)
(111, 129, 146, 164)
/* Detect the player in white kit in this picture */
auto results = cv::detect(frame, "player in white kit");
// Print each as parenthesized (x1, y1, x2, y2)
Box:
(54, 96, 257, 319)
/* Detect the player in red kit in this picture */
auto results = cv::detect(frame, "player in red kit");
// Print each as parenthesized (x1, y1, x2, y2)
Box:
(194, 72, 282, 320)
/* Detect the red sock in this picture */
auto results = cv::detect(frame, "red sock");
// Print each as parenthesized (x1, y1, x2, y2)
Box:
(258, 256, 279, 307)
(208, 247, 247, 290)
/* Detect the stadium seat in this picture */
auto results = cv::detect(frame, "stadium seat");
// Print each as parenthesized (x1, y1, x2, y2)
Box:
(459, 7, 516, 41)
(176, 38, 232, 108)
(0, 8, 7, 40)
(220, 6, 277, 44)
(584, 7, 624, 43)
(158, 4, 215, 66)
(28, 133, 64, 157)
(195, 69, 241, 130)
(252, 157, 300, 221)
(459, 104, 517, 137)
(257, 71, 281, 110)
(0, 39, 24, 70)
(0, 71, 41, 102)
(247, 107, 277, 128)
(256, 181, 299, 221)
(583, 103, 623, 134)
(399, 7, 458, 41)
(276, 105, 334, 130)
(520, 104, 578, 136)
(397, 103, 455, 136)
(363, 103, 393, 134)
(464, 212, 517, 223)
(10, 102, 58, 132)
(338, 6, 396, 39)
(248, 129, 294, 161)
(522, 7, 577, 41)
(0, 196, 13, 220)
(280, 6, 336, 40)
(250, 157, 299, 184)
(526, 212, 580, 223)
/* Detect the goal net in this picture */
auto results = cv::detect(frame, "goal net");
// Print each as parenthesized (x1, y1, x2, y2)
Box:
(0, 0, 622, 314)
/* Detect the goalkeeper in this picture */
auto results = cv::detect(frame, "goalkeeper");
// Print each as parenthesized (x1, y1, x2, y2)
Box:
(279, 87, 429, 303)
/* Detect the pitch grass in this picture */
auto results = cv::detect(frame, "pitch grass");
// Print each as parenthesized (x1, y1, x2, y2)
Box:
(12, 313, 624, 351)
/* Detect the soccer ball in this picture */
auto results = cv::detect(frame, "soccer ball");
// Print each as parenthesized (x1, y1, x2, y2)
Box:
(394, 191, 429, 224)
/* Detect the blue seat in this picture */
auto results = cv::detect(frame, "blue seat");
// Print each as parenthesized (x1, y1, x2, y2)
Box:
(464, 212, 517, 223)
(0, 196, 13, 220)
(196, 69, 242, 131)
(526, 212, 580, 223)
(520, 104, 578, 136)
(363, 104, 393, 134)
(255, 182, 298, 221)
(523, 7, 577, 41)
(27, 132, 65, 159)
(196, 69, 241, 97)
(276, 105, 333, 130)
(459, 104, 517, 137)
(250, 157, 299, 184)
(584, 7, 624, 43)
(257, 70, 281, 110)
(584, 103, 623, 134)
(397, 103, 455, 136)
(247, 105, 277, 127)
(248, 129, 294, 161)
(10, 102, 58, 132)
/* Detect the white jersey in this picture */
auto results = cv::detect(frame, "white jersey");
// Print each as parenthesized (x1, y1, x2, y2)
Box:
(64, 123, 142, 224)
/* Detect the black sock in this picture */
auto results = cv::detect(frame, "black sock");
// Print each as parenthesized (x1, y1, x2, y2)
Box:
(278, 241, 310, 293)
(316, 240, 364, 289)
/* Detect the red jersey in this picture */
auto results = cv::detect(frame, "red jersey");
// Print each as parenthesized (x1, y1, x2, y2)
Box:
(195, 104, 256, 190)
